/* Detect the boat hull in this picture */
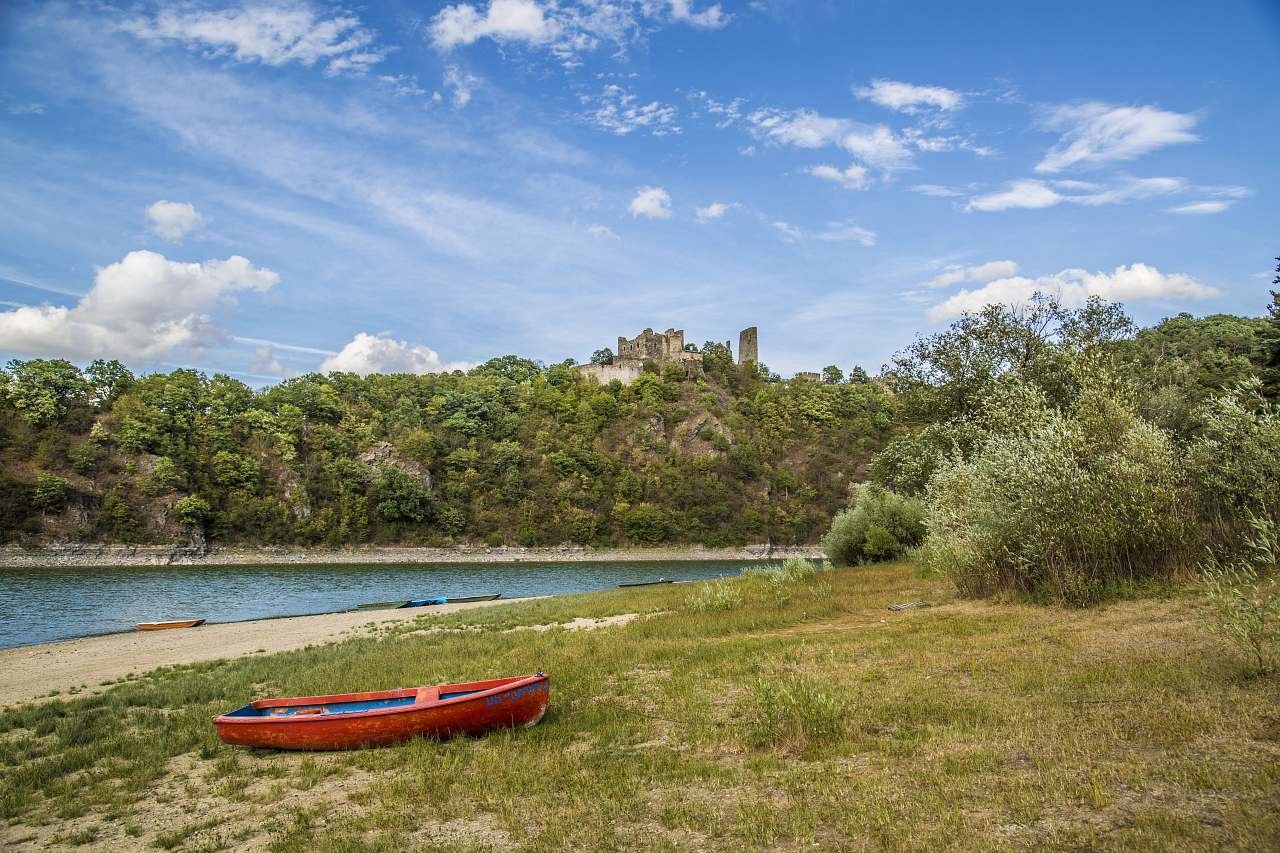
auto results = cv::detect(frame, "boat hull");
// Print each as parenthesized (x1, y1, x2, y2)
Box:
(137, 619, 205, 631)
(213, 674, 549, 750)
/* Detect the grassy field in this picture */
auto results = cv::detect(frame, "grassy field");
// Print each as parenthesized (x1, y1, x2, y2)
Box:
(1, 561, 1277, 851)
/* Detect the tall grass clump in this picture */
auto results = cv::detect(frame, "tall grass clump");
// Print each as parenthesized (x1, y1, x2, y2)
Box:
(686, 578, 744, 612)
(743, 673, 847, 752)
(822, 483, 926, 566)
(1201, 511, 1280, 675)
(920, 370, 1191, 606)
(739, 557, 827, 604)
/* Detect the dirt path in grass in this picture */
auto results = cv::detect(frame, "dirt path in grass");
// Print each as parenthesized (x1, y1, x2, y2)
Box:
(0, 597, 537, 707)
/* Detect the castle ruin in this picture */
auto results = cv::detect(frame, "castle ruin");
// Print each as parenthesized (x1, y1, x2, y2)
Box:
(738, 326, 758, 366)
(577, 326, 757, 385)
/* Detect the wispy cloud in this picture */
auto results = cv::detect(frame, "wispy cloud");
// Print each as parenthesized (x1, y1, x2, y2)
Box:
(807, 163, 869, 190)
(965, 176, 1190, 212)
(695, 201, 738, 222)
(1166, 200, 1230, 215)
(579, 84, 680, 136)
(926, 260, 1019, 289)
(773, 219, 876, 246)
(429, 0, 728, 65)
(854, 79, 965, 113)
(1035, 102, 1199, 173)
(121, 2, 387, 76)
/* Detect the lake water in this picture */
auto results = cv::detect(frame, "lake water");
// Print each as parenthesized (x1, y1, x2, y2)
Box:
(0, 560, 754, 649)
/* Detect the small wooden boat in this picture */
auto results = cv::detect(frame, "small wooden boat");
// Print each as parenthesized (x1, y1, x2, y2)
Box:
(617, 578, 673, 588)
(137, 619, 205, 631)
(213, 673, 549, 750)
(353, 593, 500, 611)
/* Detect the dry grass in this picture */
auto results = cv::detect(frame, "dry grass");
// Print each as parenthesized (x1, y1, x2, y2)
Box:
(1, 561, 1277, 851)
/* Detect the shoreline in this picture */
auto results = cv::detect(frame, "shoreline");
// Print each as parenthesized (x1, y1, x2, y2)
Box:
(0, 543, 824, 569)
(0, 596, 539, 707)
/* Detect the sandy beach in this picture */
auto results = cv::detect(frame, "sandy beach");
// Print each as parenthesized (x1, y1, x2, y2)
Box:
(0, 596, 534, 707)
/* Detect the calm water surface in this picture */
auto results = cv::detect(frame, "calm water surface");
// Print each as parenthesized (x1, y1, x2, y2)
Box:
(0, 560, 752, 649)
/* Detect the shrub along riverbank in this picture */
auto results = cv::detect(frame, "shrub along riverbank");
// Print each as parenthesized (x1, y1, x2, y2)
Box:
(1, 560, 1277, 850)
(823, 294, 1280, 613)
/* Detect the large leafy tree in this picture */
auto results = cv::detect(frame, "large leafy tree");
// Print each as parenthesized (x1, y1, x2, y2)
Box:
(888, 293, 1134, 423)
(3, 359, 92, 428)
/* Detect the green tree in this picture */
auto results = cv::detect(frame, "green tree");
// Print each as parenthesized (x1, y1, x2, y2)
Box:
(821, 365, 844, 384)
(4, 359, 91, 428)
(84, 359, 134, 406)
(174, 495, 211, 527)
(590, 348, 614, 365)
(371, 466, 431, 523)
(32, 474, 71, 513)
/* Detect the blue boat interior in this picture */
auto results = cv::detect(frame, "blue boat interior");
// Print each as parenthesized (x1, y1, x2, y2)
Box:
(225, 688, 484, 717)
(403, 596, 448, 608)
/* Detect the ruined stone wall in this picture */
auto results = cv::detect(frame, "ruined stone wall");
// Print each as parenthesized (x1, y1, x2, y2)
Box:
(578, 362, 644, 385)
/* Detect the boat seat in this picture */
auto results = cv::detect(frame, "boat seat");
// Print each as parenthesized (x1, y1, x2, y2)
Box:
(418, 686, 441, 704)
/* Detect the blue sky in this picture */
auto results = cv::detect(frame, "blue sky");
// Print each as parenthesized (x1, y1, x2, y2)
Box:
(0, 0, 1276, 382)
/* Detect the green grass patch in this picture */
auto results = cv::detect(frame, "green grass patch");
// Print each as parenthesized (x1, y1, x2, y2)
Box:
(1, 562, 1277, 851)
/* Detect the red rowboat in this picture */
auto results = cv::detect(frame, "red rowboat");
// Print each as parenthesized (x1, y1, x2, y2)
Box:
(213, 673, 549, 750)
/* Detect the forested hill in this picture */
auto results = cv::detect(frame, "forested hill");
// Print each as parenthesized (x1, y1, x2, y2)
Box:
(0, 349, 895, 548)
(1, 307, 1275, 550)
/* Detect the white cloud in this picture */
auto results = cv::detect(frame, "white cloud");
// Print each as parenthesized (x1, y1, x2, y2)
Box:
(966, 179, 1063, 212)
(147, 200, 204, 242)
(580, 84, 680, 136)
(1166, 200, 1230, 215)
(807, 163, 869, 190)
(587, 224, 619, 238)
(746, 108, 912, 172)
(910, 184, 965, 197)
(378, 74, 426, 98)
(773, 220, 876, 246)
(121, 3, 386, 76)
(0, 250, 277, 360)
(840, 126, 911, 171)
(687, 90, 743, 127)
(442, 65, 479, 108)
(629, 186, 672, 219)
(965, 176, 1187, 212)
(927, 263, 1217, 322)
(430, 0, 559, 49)
(855, 79, 964, 113)
(695, 201, 737, 222)
(747, 108, 847, 148)
(927, 260, 1019, 289)
(667, 0, 731, 29)
(1035, 102, 1199, 173)
(319, 332, 470, 375)
(429, 1, 726, 62)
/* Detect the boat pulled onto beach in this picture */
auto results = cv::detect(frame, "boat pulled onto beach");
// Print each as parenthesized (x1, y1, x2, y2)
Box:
(213, 673, 549, 750)
(137, 619, 205, 631)
(352, 593, 502, 611)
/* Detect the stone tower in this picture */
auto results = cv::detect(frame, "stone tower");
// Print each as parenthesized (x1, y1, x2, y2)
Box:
(738, 326, 758, 365)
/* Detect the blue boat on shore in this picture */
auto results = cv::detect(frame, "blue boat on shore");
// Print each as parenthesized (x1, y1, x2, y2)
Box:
(352, 593, 501, 611)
